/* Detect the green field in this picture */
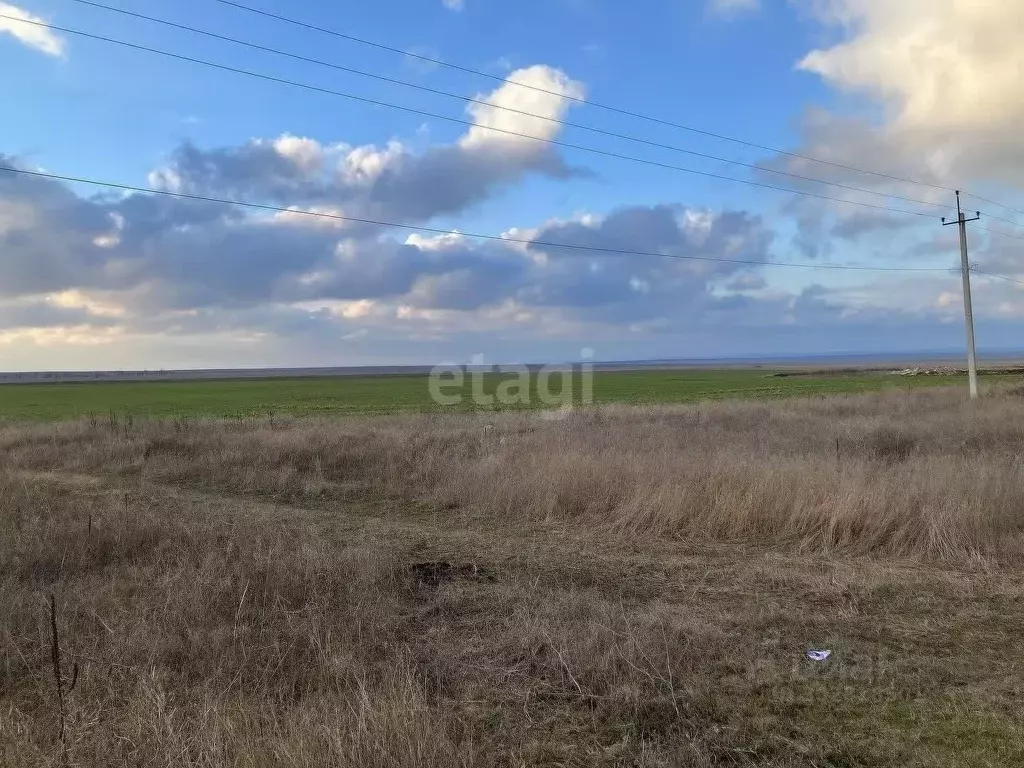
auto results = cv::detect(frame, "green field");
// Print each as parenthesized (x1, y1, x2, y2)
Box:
(0, 368, 991, 421)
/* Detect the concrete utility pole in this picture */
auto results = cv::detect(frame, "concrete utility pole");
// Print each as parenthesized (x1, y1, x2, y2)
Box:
(942, 191, 981, 399)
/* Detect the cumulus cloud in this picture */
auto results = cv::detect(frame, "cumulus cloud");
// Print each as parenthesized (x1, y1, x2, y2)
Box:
(372, 208, 790, 343)
(0, 154, 513, 315)
(751, 2, 1024, 275)
(780, 1, 1024, 195)
(0, 152, 791, 348)
(518, 206, 772, 314)
(0, 2, 66, 57)
(13, 147, 1001, 363)
(798, 1, 1022, 137)
(460, 65, 586, 149)
(149, 66, 586, 224)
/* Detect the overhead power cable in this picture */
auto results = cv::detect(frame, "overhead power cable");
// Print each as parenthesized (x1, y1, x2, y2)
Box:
(66, 0, 947, 211)
(975, 213, 1024, 231)
(977, 225, 1024, 242)
(975, 271, 1024, 287)
(0, 164, 953, 274)
(962, 192, 1024, 223)
(1, 13, 944, 219)
(209, 0, 955, 195)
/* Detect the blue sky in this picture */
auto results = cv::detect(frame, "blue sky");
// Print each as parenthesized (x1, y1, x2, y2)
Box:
(1, 0, 1023, 370)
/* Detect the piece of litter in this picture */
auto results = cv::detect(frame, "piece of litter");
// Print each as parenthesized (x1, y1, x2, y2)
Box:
(806, 649, 832, 662)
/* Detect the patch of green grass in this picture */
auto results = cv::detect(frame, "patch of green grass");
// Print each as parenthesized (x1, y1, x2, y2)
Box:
(761, 683, 1024, 766)
(0, 369, 988, 421)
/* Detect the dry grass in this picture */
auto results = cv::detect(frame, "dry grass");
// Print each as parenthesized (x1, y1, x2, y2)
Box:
(2, 386, 1024, 765)
(8, 386, 1024, 560)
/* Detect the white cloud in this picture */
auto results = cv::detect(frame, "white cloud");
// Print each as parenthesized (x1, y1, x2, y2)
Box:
(788, 0, 1024, 189)
(442, 0, 464, 9)
(0, 2, 66, 57)
(404, 231, 465, 251)
(340, 140, 405, 185)
(461, 65, 586, 149)
(0, 156, 784, 334)
(271, 135, 325, 172)
(800, 1, 1024, 135)
(271, 205, 350, 229)
(147, 66, 585, 224)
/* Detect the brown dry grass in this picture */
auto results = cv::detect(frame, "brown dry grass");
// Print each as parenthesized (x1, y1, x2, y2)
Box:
(3, 386, 1024, 766)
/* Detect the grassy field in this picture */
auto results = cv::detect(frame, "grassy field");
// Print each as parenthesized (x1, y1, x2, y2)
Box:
(0, 368, 986, 420)
(3, 387, 1024, 765)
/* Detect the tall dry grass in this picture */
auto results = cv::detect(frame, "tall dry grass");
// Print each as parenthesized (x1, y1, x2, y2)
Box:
(0, 476, 485, 766)
(2, 386, 1024, 560)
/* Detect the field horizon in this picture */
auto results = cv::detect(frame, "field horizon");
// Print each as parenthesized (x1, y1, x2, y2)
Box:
(1, 347, 1023, 383)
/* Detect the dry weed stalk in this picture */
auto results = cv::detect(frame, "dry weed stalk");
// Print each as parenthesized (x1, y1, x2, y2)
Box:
(48, 594, 78, 746)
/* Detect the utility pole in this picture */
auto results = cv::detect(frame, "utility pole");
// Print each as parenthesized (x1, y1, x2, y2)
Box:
(942, 191, 981, 399)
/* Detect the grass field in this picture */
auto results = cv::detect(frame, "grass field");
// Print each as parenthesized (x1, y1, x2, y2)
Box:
(3, 387, 1024, 765)
(0, 368, 987, 420)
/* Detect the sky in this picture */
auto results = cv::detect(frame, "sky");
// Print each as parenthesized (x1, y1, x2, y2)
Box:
(1, 0, 1024, 370)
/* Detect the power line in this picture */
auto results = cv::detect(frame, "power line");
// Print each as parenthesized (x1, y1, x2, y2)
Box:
(976, 213, 1024, 230)
(977, 212, 1018, 227)
(210, 0, 956, 196)
(962, 192, 1024, 222)
(0, 164, 953, 274)
(976, 271, 1024, 287)
(1, 13, 942, 220)
(66, 0, 948, 212)
(976, 224, 1024, 242)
